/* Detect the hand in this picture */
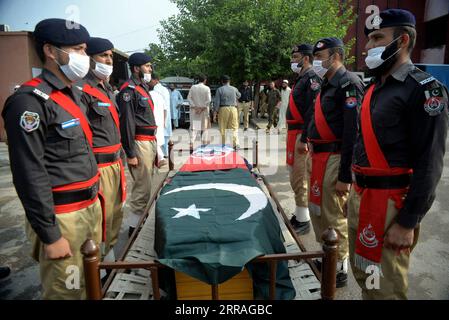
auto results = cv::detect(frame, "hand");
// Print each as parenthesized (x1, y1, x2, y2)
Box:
(127, 157, 139, 167)
(384, 223, 414, 255)
(335, 181, 351, 197)
(44, 237, 73, 260)
(213, 112, 218, 122)
(297, 142, 309, 154)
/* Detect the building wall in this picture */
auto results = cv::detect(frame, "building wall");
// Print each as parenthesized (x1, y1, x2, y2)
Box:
(0, 32, 43, 141)
(344, 0, 448, 71)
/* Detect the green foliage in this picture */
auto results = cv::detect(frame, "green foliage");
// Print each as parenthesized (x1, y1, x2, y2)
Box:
(156, 0, 355, 83)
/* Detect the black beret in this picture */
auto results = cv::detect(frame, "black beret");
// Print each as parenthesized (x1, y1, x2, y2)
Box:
(86, 37, 114, 56)
(221, 75, 230, 81)
(128, 52, 152, 67)
(364, 9, 416, 36)
(312, 37, 344, 54)
(291, 44, 313, 54)
(33, 18, 90, 46)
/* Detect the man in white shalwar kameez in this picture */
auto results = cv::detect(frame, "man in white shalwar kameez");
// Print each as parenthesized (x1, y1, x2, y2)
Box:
(277, 80, 291, 132)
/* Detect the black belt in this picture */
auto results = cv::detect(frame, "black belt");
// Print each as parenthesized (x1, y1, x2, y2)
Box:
(312, 142, 341, 153)
(95, 150, 120, 164)
(53, 182, 99, 206)
(354, 174, 411, 189)
(287, 123, 304, 131)
(136, 127, 156, 136)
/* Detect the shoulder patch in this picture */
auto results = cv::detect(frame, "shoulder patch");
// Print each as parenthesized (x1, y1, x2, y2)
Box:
(20, 111, 40, 132)
(122, 92, 131, 102)
(424, 87, 446, 116)
(345, 96, 358, 109)
(345, 87, 357, 97)
(310, 79, 320, 91)
(32, 88, 49, 101)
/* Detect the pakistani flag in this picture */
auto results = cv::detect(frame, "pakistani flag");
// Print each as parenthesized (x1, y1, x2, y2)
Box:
(155, 168, 295, 300)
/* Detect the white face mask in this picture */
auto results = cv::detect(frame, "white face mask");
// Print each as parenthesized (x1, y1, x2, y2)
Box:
(365, 37, 402, 70)
(54, 47, 90, 81)
(291, 62, 301, 73)
(312, 59, 328, 78)
(92, 61, 113, 80)
(143, 73, 152, 83)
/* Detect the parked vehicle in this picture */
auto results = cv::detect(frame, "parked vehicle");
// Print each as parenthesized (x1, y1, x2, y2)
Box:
(177, 88, 191, 129)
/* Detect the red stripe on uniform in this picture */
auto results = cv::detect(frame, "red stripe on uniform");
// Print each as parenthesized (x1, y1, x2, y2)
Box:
(82, 83, 121, 132)
(314, 93, 337, 142)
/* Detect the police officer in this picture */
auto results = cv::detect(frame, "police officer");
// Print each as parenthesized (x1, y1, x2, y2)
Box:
(80, 37, 125, 262)
(117, 53, 157, 236)
(348, 9, 448, 299)
(213, 75, 241, 148)
(1, 18, 102, 299)
(287, 44, 321, 235)
(308, 37, 364, 287)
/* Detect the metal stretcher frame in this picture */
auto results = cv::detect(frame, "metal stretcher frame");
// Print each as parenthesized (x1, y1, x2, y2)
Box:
(81, 140, 338, 300)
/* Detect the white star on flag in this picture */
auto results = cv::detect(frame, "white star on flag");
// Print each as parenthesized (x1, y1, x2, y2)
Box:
(171, 204, 211, 219)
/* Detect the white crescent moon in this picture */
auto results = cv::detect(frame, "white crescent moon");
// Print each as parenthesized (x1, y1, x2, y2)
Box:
(162, 183, 268, 220)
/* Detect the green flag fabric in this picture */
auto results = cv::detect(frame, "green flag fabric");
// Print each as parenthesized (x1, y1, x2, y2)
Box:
(155, 168, 296, 299)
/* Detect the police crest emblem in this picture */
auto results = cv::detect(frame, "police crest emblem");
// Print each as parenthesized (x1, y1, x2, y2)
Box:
(122, 92, 131, 102)
(20, 111, 40, 132)
(424, 87, 445, 116)
(310, 79, 320, 91)
(345, 96, 357, 108)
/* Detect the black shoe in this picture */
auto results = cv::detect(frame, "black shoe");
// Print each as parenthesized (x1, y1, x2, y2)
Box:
(0, 266, 11, 279)
(128, 226, 136, 238)
(289, 216, 311, 235)
(244, 128, 248, 132)
(336, 272, 348, 288)
(312, 260, 347, 288)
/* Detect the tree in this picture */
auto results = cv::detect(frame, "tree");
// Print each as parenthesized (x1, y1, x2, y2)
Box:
(158, 0, 355, 84)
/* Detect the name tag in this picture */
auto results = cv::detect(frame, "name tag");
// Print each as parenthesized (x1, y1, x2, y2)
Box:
(97, 102, 111, 107)
(61, 118, 80, 129)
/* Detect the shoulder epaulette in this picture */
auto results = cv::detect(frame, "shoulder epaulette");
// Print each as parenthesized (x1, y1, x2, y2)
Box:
(341, 80, 351, 89)
(20, 79, 53, 101)
(31, 88, 50, 101)
(409, 67, 436, 86)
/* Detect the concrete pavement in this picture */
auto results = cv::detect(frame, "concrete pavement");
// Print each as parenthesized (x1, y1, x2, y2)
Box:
(1, 119, 448, 299)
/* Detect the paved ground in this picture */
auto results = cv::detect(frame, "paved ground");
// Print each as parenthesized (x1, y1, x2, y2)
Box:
(1, 119, 448, 299)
